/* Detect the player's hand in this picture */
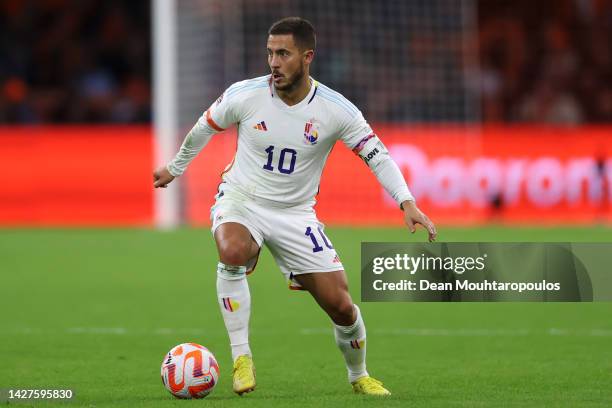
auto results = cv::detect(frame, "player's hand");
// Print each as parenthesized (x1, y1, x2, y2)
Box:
(153, 166, 175, 188)
(401, 200, 437, 242)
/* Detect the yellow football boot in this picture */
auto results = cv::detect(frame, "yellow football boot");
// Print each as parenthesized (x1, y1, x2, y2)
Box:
(351, 376, 391, 396)
(232, 355, 256, 395)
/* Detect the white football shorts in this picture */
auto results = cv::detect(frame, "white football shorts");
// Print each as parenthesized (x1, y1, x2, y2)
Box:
(210, 182, 344, 289)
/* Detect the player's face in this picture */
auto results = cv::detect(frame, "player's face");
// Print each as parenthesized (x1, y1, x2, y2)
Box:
(267, 34, 312, 92)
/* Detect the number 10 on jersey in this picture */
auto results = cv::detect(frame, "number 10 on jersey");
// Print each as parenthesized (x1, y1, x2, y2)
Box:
(263, 145, 297, 174)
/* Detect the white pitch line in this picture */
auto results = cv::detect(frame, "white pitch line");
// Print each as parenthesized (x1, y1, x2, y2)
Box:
(2, 327, 612, 336)
(66, 327, 127, 335)
(376, 328, 533, 336)
(299, 328, 612, 337)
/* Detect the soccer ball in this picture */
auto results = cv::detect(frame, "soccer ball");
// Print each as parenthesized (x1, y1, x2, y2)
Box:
(160, 342, 220, 399)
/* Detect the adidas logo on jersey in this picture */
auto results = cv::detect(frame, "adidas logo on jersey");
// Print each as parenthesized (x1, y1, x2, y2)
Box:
(253, 121, 267, 131)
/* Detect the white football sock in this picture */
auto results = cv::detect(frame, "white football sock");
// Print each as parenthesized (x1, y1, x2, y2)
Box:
(333, 304, 368, 383)
(216, 262, 251, 361)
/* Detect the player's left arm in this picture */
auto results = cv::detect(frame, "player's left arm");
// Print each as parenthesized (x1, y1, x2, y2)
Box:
(341, 115, 437, 241)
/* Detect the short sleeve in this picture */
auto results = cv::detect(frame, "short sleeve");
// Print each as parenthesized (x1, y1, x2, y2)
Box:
(339, 110, 376, 154)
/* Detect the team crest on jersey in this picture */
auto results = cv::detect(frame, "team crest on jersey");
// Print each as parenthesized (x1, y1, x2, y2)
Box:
(303, 118, 320, 145)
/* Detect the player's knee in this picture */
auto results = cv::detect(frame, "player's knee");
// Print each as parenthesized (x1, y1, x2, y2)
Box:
(330, 299, 355, 326)
(218, 239, 251, 266)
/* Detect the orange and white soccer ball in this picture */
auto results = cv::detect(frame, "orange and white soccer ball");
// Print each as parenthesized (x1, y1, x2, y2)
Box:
(161, 343, 220, 399)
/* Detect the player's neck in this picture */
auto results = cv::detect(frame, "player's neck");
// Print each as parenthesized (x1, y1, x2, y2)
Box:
(276, 76, 312, 106)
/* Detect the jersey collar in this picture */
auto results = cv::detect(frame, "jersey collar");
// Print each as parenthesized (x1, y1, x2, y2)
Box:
(269, 76, 318, 111)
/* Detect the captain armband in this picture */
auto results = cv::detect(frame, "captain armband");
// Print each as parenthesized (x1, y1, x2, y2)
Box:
(352, 134, 389, 168)
(351, 133, 415, 207)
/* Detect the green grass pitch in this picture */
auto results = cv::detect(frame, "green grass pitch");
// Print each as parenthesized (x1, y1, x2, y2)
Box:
(1, 227, 611, 407)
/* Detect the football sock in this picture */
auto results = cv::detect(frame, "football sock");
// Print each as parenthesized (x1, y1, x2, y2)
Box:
(216, 262, 251, 361)
(333, 304, 369, 383)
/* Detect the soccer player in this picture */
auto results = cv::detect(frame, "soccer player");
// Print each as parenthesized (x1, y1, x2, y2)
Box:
(153, 17, 436, 396)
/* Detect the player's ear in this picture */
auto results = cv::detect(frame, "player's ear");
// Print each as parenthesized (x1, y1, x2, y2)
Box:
(303, 49, 314, 64)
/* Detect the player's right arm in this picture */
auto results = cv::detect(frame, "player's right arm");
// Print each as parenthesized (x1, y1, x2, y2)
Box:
(153, 85, 241, 188)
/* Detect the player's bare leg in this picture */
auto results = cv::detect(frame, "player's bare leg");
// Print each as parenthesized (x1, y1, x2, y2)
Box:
(294, 271, 391, 396)
(214, 222, 259, 395)
(215, 222, 260, 265)
(292, 270, 355, 325)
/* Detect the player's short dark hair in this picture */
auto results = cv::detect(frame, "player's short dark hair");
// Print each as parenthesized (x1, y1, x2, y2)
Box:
(268, 17, 316, 51)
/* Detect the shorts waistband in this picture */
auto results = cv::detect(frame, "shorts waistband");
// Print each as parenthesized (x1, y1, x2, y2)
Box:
(219, 182, 315, 210)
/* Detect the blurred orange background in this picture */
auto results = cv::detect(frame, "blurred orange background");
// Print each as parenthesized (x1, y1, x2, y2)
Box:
(3, 125, 609, 226)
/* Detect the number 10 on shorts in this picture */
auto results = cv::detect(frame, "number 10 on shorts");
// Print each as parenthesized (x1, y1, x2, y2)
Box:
(305, 226, 333, 253)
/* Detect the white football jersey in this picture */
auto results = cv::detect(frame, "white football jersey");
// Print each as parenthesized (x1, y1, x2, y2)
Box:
(205, 75, 374, 206)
